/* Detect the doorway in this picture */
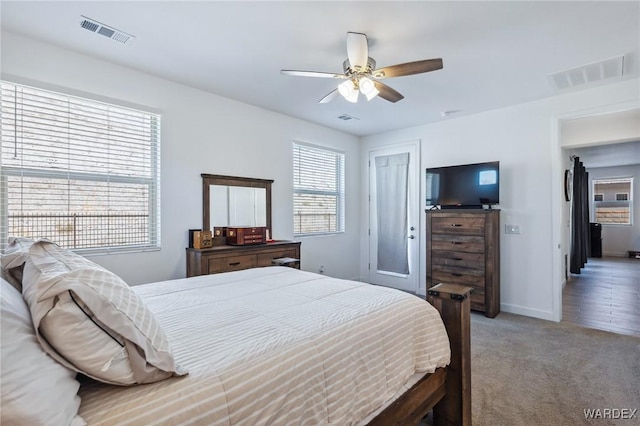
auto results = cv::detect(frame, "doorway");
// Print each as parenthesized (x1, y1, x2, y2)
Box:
(368, 142, 419, 293)
(561, 140, 639, 336)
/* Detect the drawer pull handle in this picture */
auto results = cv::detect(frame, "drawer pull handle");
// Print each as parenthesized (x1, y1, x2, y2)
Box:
(450, 224, 462, 227)
(451, 241, 463, 245)
(228, 262, 241, 266)
(452, 257, 463, 261)
(451, 272, 463, 277)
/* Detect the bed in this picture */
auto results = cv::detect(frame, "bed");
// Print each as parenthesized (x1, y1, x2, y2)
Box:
(1, 239, 471, 425)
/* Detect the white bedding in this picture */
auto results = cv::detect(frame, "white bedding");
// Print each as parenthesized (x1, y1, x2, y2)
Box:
(78, 267, 450, 425)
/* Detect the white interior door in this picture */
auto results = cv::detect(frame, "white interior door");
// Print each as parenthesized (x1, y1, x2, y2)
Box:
(368, 142, 419, 293)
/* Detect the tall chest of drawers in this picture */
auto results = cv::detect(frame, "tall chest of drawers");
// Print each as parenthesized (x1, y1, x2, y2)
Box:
(426, 209, 500, 317)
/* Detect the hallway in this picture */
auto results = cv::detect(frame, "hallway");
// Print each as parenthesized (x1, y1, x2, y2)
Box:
(563, 256, 640, 338)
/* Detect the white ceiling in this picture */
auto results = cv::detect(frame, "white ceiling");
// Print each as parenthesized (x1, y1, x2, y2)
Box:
(1, 1, 639, 136)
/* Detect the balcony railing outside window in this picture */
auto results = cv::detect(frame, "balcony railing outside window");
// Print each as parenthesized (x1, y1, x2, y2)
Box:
(8, 213, 150, 250)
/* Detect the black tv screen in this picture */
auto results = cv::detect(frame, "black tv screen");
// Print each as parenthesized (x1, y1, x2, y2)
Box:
(426, 161, 500, 208)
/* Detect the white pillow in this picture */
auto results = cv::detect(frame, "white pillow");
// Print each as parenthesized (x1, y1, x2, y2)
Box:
(21, 240, 187, 385)
(0, 278, 83, 426)
(0, 237, 35, 291)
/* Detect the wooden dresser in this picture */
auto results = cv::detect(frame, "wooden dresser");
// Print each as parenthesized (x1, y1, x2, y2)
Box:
(186, 241, 301, 277)
(426, 209, 500, 317)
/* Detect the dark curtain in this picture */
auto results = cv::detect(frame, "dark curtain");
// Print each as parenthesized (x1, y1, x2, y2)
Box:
(570, 157, 589, 274)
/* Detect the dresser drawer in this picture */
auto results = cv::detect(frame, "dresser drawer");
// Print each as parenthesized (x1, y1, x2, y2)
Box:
(432, 265, 485, 287)
(431, 216, 485, 236)
(432, 250, 485, 270)
(257, 249, 298, 267)
(429, 278, 485, 295)
(222, 254, 257, 272)
(431, 234, 485, 253)
(207, 258, 226, 274)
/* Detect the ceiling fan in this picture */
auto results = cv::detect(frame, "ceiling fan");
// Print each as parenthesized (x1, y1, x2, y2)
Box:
(281, 32, 443, 104)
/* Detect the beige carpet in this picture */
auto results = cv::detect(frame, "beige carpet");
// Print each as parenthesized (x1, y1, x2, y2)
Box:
(423, 312, 640, 426)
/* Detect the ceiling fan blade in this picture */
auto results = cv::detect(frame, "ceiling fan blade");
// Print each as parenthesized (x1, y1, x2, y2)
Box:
(318, 89, 340, 104)
(373, 81, 404, 103)
(372, 59, 443, 79)
(346, 32, 368, 71)
(281, 70, 346, 79)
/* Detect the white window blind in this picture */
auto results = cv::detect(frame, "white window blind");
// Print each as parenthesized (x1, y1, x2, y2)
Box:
(0, 81, 161, 253)
(293, 142, 345, 235)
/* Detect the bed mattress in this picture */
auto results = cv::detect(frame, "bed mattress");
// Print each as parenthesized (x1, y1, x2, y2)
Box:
(77, 267, 450, 425)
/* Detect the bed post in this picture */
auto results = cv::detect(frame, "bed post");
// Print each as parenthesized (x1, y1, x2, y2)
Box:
(427, 283, 472, 426)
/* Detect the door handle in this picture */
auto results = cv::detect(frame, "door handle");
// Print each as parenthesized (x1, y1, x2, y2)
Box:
(409, 235, 415, 239)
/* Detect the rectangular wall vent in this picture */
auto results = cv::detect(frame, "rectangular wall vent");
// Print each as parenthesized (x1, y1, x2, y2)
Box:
(80, 16, 135, 44)
(548, 55, 624, 91)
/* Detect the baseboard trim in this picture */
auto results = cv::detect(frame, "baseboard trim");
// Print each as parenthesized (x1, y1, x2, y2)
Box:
(500, 303, 555, 321)
(602, 251, 628, 258)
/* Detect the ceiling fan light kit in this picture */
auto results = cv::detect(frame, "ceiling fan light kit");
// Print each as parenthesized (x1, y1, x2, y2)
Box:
(359, 77, 379, 101)
(338, 80, 359, 103)
(281, 32, 443, 104)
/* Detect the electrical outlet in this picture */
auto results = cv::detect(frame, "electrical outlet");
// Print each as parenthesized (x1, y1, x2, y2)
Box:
(505, 224, 521, 234)
(319, 265, 324, 274)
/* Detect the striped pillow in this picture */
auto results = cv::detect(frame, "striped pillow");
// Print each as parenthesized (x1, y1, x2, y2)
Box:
(21, 240, 187, 385)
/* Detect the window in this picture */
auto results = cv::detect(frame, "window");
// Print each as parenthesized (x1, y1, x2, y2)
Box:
(1, 81, 160, 253)
(293, 142, 345, 235)
(592, 178, 633, 225)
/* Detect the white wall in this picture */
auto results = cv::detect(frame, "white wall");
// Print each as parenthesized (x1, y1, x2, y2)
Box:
(1, 32, 361, 284)
(360, 78, 640, 321)
(561, 108, 640, 147)
(587, 165, 640, 256)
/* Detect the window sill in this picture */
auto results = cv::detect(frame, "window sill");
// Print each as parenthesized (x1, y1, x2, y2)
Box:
(77, 245, 161, 256)
(294, 231, 345, 239)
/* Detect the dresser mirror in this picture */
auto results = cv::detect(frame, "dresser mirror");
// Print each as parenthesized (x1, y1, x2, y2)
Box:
(202, 174, 273, 233)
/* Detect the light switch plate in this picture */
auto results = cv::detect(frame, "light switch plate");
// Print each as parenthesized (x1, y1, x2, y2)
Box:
(505, 224, 521, 234)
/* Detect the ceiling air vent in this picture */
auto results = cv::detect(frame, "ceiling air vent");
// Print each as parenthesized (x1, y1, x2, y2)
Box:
(337, 114, 360, 121)
(548, 55, 624, 91)
(80, 16, 135, 44)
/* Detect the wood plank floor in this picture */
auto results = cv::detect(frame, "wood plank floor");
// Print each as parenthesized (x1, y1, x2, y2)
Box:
(562, 256, 640, 338)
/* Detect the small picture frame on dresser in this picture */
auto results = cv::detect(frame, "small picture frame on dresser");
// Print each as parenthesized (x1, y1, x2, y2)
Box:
(188, 229, 200, 248)
(189, 230, 213, 249)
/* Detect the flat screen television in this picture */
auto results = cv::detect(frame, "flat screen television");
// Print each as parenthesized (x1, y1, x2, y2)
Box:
(426, 161, 500, 208)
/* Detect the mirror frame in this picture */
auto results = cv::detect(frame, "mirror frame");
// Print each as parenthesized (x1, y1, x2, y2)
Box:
(202, 173, 273, 232)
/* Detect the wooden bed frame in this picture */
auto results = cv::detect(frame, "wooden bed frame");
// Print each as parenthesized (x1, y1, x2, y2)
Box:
(368, 283, 472, 426)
